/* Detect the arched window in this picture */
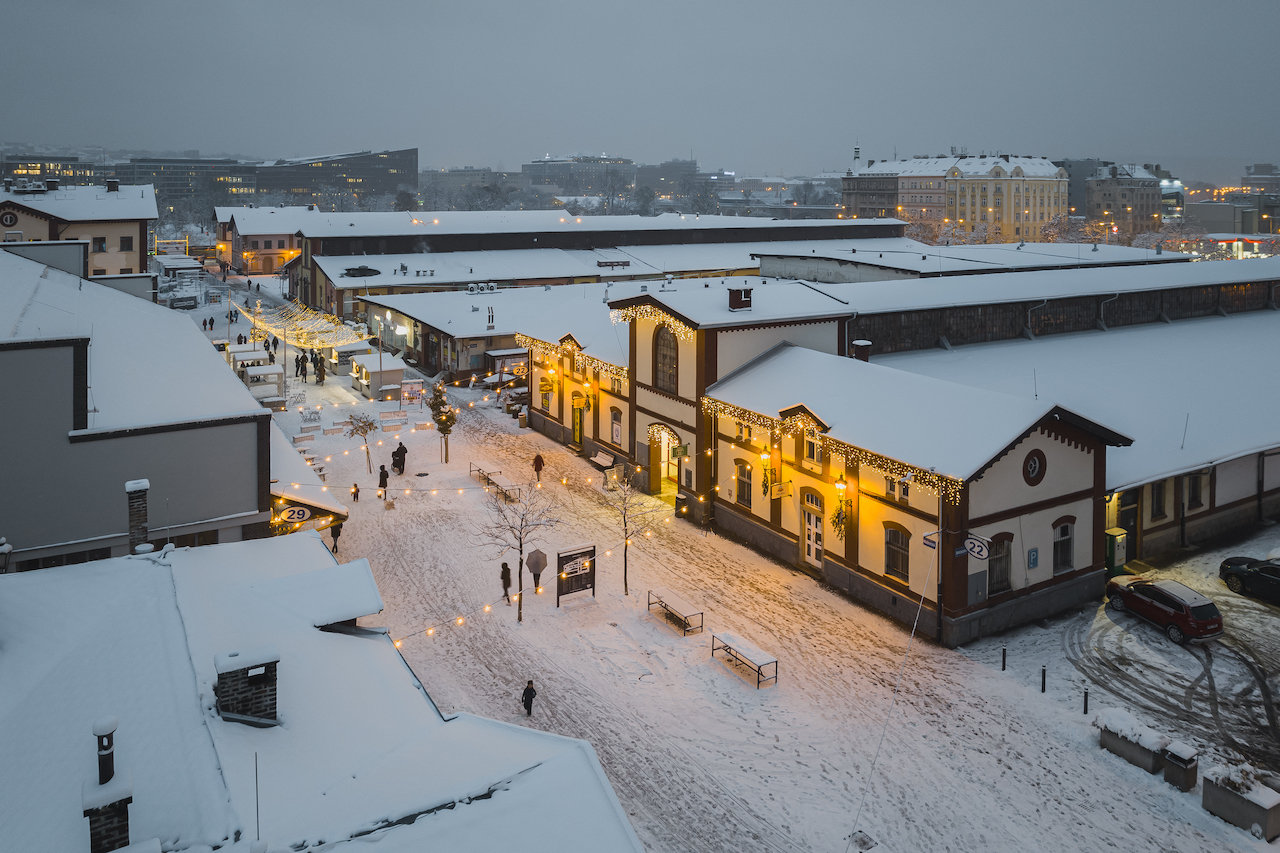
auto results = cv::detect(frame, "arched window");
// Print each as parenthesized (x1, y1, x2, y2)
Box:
(654, 326, 678, 394)
(884, 522, 910, 582)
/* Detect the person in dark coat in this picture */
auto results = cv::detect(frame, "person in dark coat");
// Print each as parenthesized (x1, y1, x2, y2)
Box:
(392, 442, 407, 474)
(330, 521, 342, 554)
(315, 359, 325, 385)
(521, 680, 537, 716)
(263, 338, 271, 353)
(209, 316, 215, 329)
(294, 354, 301, 377)
(300, 358, 308, 381)
(268, 350, 275, 365)
(378, 465, 389, 498)
(351, 483, 359, 502)
(532, 453, 544, 482)
(272, 336, 279, 352)
(501, 562, 512, 604)
(202, 318, 207, 331)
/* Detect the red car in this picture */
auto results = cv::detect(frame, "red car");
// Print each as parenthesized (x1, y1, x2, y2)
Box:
(1105, 576, 1224, 644)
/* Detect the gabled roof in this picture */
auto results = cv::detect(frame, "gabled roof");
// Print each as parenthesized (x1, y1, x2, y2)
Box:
(706, 343, 1127, 481)
(225, 205, 324, 236)
(608, 277, 854, 330)
(0, 183, 158, 222)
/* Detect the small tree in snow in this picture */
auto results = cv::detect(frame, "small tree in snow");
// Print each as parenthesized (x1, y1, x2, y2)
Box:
(474, 484, 562, 623)
(427, 383, 458, 463)
(602, 472, 665, 596)
(346, 412, 379, 473)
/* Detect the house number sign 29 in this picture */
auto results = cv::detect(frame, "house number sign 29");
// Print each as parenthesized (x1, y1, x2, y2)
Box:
(1022, 449, 1047, 486)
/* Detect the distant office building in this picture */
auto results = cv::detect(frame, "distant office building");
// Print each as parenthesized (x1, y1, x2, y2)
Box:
(1085, 164, 1163, 238)
(1053, 158, 1110, 216)
(2, 154, 99, 186)
(421, 166, 525, 191)
(522, 155, 636, 194)
(1244, 164, 1280, 193)
(255, 148, 417, 201)
(113, 157, 257, 200)
(635, 159, 697, 198)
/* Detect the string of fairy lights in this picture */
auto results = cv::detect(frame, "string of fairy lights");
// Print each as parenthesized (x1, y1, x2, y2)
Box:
(700, 395, 965, 504)
(609, 304, 695, 341)
(234, 299, 370, 349)
(514, 333, 630, 382)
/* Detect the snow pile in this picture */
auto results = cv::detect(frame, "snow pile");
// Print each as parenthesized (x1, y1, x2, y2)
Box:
(1093, 708, 1172, 752)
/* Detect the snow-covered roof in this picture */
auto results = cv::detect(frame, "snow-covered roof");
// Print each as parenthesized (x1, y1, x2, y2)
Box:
(951, 156, 1065, 179)
(296, 210, 898, 239)
(808, 255, 1280, 316)
(0, 534, 643, 852)
(757, 241, 1191, 276)
(851, 156, 961, 177)
(367, 282, 638, 368)
(152, 254, 204, 271)
(313, 238, 915, 291)
(609, 276, 854, 330)
(351, 353, 408, 373)
(0, 251, 263, 430)
(226, 205, 324, 236)
(269, 421, 349, 517)
(705, 343, 1113, 481)
(879, 309, 1280, 491)
(0, 183, 158, 221)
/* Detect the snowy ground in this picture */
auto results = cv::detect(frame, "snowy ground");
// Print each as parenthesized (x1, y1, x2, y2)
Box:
(240, 374, 1280, 853)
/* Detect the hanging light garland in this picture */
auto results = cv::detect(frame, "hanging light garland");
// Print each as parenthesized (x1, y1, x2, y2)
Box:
(515, 333, 628, 382)
(235, 299, 369, 349)
(609, 305, 694, 341)
(647, 423, 681, 444)
(701, 396, 964, 504)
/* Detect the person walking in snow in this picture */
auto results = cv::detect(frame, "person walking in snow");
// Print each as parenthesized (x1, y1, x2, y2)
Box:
(392, 442, 407, 474)
(268, 350, 275, 365)
(271, 335, 279, 352)
(330, 521, 342, 554)
(202, 318, 207, 331)
(501, 562, 512, 604)
(378, 465, 389, 498)
(263, 338, 270, 353)
(521, 680, 537, 716)
(350, 483, 359, 503)
(316, 359, 325, 386)
(299, 358, 308, 382)
(532, 454, 544, 482)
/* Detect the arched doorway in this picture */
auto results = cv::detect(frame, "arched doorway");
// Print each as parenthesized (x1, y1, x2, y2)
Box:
(647, 423, 682, 503)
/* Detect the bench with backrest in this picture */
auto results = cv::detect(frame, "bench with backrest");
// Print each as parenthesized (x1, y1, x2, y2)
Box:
(712, 632, 778, 688)
(379, 410, 408, 422)
(589, 451, 614, 469)
(647, 588, 704, 635)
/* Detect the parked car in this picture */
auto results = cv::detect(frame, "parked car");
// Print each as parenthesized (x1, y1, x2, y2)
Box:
(1219, 557, 1280, 603)
(1105, 576, 1224, 644)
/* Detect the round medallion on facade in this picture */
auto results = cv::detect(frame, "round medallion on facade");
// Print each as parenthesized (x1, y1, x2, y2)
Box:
(0, 212, 17, 228)
(1023, 448, 1047, 486)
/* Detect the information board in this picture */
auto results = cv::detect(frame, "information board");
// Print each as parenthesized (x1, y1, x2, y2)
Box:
(556, 544, 597, 606)
(401, 379, 424, 407)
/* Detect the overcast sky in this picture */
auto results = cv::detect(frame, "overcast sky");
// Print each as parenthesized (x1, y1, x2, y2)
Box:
(4, 0, 1276, 185)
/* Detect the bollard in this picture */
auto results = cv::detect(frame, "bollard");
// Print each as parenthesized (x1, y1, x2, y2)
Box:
(1083, 689, 1089, 714)
(1041, 666, 1046, 693)
(1002, 647, 1006, 671)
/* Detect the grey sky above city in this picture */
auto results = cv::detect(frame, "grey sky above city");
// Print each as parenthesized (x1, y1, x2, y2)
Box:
(5, 0, 1276, 185)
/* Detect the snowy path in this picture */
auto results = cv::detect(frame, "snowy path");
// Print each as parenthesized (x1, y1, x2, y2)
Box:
(266, 386, 1273, 853)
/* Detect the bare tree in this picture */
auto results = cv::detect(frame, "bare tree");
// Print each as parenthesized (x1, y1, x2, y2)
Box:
(346, 412, 379, 473)
(601, 473, 665, 596)
(474, 484, 562, 622)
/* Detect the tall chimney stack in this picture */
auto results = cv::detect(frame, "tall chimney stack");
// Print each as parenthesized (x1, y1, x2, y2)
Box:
(95, 716, 117, 785)
(83, 716, 133, 853)
(125, 480, 149, 554)
(850, 340, 872, 362)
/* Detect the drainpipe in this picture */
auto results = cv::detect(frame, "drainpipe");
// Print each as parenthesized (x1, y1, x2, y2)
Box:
(843, 312, 859, 354)
(1096, 293, 1119, 331)
(1023, 299, 1048, 340)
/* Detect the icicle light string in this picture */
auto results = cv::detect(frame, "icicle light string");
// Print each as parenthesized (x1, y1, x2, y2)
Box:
(514, 334, 628, 382)
(234, 299, 369, 349)
(609, 305, 695, 341)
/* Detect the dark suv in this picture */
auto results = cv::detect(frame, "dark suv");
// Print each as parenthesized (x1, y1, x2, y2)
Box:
(1105, 576, 1224, 644)
(1219, 557, 1280, 603)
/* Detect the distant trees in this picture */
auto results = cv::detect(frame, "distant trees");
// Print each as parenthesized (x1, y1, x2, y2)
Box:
(393, 190, 419, 211)
(629, 185, 656, 217)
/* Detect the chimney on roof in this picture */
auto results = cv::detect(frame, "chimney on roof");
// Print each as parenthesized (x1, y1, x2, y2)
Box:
(214, 648, 281, 726)
(106, 178, 119, 193)
(850, 340, 872, 362)
(125, 480, 149, 554)
(1110, 166, 1118, 180)
(83, 716, 133, 853)
(728, 287, 752, 311)
(3, 177, 11, 192)
(307, 203, 315, 210)
(45, 178, 58, 192)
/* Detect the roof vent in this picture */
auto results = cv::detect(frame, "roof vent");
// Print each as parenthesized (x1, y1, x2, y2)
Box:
(106, 179, 119, 192)
(214, 647, 280, 727)
(728, 288, 753, 311)
(850, 340, 872, 362)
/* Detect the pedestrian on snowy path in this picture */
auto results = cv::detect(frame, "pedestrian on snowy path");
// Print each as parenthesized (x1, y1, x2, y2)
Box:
(316, 359, 325, 386)
(268, 350, 275, 365)
(294, 354, 301, 377)
(501, 562, 512, 604)
(392, 442, 407, 474)
(202, 318, 207, 331)
(521, 680, 537, 716)
(351, 483, 359, 502)
(330, 521, 342, 554)
(209, 316, 214, 329)
(532, 454, 544, 482)
(378, 465, 389, 498)
(300, 359, 308, 381)
(263, 338, 270, 353)
(272, 336, 279, 352)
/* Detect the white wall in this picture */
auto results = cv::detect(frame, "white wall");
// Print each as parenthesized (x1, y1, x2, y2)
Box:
(969, 428, 1094, 520)
(1216, 455, 1256, 506)
(717, 321, 838, 377)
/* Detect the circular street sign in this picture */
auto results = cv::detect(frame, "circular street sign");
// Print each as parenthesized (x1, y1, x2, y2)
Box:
(965, 537, 989, 560)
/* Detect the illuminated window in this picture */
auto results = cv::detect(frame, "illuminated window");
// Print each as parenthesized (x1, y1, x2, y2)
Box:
(885, 525, 910, 582)
(654, 326, 678, 394)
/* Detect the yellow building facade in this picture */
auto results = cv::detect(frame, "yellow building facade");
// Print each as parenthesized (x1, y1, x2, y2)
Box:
(946, 156, 1068, 242)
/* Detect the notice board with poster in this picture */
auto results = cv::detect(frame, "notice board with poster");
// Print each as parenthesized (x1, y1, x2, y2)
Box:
(401, 379, 424, 407)
(556, 543, 596, 606)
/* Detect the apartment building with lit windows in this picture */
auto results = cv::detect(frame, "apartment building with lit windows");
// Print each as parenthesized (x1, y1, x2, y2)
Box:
(946, 155, 1068, 241)
(255, 148, 418, 202)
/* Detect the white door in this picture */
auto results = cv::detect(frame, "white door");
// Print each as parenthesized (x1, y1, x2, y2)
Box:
(804, 509, 823, 567)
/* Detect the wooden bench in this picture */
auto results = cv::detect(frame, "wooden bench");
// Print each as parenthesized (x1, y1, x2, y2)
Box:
(589, 451, 615, 469)
(291, 433, 314, 445)
(379, 410, 408, 422)
(324, 426, 344, 436)
(381, 423, 402, 432)
(415, 421, 432, 430)
(712, 632, 778, 688)
(647, 588, 703, 635)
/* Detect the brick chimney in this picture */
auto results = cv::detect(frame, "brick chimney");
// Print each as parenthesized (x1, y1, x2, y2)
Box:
(106, 179, 119, 193)
(728, 287, 753, 311)
(214, 647, 281, 727)
(850, 339, 872, 362)
(82, 716, 132, 853)
(125, 480, 149, 554)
